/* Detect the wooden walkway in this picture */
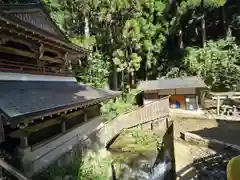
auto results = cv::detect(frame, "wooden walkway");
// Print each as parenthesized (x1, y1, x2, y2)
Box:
(98, 96, 170, 147)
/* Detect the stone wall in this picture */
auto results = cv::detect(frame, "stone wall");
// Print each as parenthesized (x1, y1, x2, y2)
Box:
(33, 118, 171, 180)
(19, 117, 105, 177)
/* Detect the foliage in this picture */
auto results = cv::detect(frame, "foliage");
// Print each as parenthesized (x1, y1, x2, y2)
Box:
(39, 151, 117, 180)
(110, 127, 164, 164)
(101, 89, 139, 121)
(36, 158, 81, 179)
(184, 38, 240, 91)
(45, 0, 240, 92)
(166, 38, 240, 91)
(75, 51, 110, 88)
(78, 150, 114, 180)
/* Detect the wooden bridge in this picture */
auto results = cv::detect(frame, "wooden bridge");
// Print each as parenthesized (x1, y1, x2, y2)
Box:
(97, 96, 170, 148)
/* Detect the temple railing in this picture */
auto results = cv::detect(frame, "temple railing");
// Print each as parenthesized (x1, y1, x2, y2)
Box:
(0, 59, 71, 76)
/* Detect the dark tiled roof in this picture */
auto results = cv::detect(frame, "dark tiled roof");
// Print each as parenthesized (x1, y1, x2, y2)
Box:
(0, 72, 119, 123)
(137, 76, 207, 91)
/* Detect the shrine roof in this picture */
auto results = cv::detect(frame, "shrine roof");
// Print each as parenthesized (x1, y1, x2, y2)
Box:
(0, 1, 89, 54)
(137, 76, 207, 91)
(0, 72, 120, 125)
(0, 1, 67, 42)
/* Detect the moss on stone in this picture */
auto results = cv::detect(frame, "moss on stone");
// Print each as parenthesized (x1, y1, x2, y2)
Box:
(109, 127, 165, 166)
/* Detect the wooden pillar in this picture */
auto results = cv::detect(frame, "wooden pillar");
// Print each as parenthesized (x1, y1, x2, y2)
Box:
(233, 105, 237, 117)
(84, 113, 87, 122)
(217, 96, 220, 115)
(196, 95, 199, 110)
(150, 121, 154, 130)
(20, 136, 28, 149)
(61, 121, 66, 133)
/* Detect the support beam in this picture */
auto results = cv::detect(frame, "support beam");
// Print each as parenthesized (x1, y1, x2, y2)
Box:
(20, 136, 28, 149)
(61, 121, 66, 133)
(39, 44, 44, 60)
(84, 113, 87, 122)
(233, 106, 238, 117)
(150, 121, 154, 130)
(196, 95, 199, 110)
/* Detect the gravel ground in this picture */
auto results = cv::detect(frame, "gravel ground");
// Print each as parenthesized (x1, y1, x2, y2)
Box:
(175, 139, 215, 180)
(173, 115, 240, 180)
(175, 139, 239, 180)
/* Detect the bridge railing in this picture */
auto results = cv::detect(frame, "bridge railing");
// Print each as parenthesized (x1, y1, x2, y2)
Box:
(100, 96, 170, 147)
(127, 96, 170, 123)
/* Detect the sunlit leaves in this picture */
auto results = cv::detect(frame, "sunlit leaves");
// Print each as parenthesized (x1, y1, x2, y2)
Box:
(154, 0, 166, 17)
(205, 0, 226, 7)
(75, 52, 110, 88)
(184, 38, 240, 91)
(123, 19, 141, 42)
(129, 53, 142, 71)
(143, 40, 152, 51)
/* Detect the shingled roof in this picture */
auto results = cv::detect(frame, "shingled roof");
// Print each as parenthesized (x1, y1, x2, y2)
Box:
(137, 76, 207, 91)
(0, 72, 119, 125)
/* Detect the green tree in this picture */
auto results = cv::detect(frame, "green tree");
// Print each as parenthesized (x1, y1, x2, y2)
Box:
(184, 38, 240, 91)
(44, 0, 240, 92)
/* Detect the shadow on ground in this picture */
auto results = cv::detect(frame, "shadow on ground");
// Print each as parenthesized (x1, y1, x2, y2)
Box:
(177, 120, 240, 180)
(189, 120, 240, 149)
(177, 146, 239, 180)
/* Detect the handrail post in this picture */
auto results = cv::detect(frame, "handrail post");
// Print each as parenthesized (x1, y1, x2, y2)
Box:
(165, 116, 169, 129)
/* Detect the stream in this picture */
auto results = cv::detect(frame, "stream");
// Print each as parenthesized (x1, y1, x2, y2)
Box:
(108, 127, 174, 180)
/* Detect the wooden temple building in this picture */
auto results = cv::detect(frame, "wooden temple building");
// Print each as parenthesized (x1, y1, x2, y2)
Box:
(0, 1, 119, 178)
(138, 77, 207, 110)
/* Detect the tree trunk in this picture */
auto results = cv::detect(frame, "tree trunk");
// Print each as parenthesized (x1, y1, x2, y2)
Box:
(221, 6, 227, 38)
(109, 26, 118, 90)
(227, 27, 232, 38)
(112, 63, 118, 90)
(128, 72, 132, 89)
(121, 70, 124, 90)
(145, 60, 148, 80)
(132, 71, 135, 87)
(84, 12, 90, 37)
(201, 0, 206, 48)
(178, 29, 183, 49)
(129, 71, 135, 89)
